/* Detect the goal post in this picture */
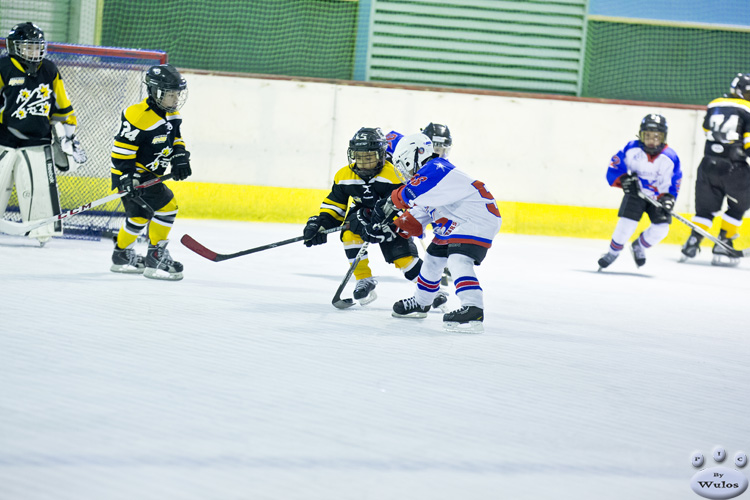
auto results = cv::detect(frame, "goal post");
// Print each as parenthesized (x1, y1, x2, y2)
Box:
(1, 41, 167, 240)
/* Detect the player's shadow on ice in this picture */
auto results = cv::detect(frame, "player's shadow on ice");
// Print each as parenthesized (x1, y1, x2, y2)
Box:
(675, 258, 750, 271)
(296, 273, 405, 284)
(577, 269, 653, 278)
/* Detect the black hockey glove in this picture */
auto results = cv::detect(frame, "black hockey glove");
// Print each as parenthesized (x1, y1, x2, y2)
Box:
(361, 222, 397, 244)
(171, 151, 192, 181)
(303, 216, 328, 247)
(371, 197, 397, 224)
(620, 173, 641, 195)
(118, 173, 137, 198)
(118, 173, 154, 217)
(348, 208, 372, 237)
(658, 193, 675, 212)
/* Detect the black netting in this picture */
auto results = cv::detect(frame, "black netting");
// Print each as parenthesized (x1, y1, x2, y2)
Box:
(2, 47, 165, 240)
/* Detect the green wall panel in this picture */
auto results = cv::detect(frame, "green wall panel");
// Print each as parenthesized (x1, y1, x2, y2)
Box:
(100, 0, 358, 79)
(582, 21, 750, 105)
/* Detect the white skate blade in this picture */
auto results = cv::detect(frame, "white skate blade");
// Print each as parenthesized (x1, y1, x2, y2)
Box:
(143, 268, 184, 281)
(392, 311, 428, 319)
(443, 321, 484, 333)
(110, 264, 145, 274)
(357, 291, 377, 306)
(678, 254, 689, 263)
(711, 255, 740, 267)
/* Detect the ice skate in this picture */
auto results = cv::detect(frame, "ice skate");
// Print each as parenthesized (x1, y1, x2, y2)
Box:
(353, 277, 377, 305)
(392, 296, 430, 318)
(111, 244, 145, 274)
(711, 231, 740, 267)
(597, 252, 618, 271)
(144, 240, 183, 281)
(679, 234, 702, 263)
(630, 238, 646, 268)
(37, 236, 51, 247)
(432, 291, 449, 312)
(443, 306, 484, 333)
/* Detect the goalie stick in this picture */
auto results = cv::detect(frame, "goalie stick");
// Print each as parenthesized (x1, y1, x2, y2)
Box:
(0, 174, 173, 236)
(180, 225, 346, 262)
(332, 241, 370, 309)
(637, 190, 748, 258)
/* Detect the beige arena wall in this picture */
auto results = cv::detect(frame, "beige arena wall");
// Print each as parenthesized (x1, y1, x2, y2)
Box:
(171, 71, 746, 248)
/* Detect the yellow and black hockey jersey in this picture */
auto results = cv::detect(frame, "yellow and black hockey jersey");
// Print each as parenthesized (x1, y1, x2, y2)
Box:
(317, 161, 403, 228)
(110, 98, 187, 188)
(0, 56, 76, 148)
(703, 96, 750, 162)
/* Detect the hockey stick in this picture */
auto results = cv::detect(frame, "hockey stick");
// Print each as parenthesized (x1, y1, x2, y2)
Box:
(637, 190, 748, 258)
(0, 174, 174, 236)
(180, 225, 346, 262)
(332, 241, 370, 309)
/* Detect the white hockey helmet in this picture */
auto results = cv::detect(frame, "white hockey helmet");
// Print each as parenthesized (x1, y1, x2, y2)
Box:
(392, 133, 435, 183)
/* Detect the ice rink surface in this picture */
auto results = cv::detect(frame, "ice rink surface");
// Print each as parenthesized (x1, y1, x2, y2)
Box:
(2, 219, 749, 500)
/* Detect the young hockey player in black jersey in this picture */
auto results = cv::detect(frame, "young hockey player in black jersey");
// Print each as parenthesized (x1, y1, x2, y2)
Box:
(109, 64, 192, 281)
(680, 73, 750, 267)
(0, 22, 87, 245)
(303, 127, 446, 308)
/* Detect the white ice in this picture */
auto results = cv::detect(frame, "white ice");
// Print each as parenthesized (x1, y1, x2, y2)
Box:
(2, 219, 749, 500)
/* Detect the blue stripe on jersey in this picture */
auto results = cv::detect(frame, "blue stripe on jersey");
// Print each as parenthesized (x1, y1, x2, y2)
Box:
(401, 158, 455, 203)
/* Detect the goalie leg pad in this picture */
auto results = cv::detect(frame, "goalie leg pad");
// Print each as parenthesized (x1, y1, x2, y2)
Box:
(16, 146, 62, 240)
(0, 147, 18, 214)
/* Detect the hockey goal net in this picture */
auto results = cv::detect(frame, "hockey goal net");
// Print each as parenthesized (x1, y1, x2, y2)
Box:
(1, 41, 166, 240)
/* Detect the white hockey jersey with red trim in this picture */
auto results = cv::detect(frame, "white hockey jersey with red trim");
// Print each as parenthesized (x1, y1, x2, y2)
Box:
(395, 158, 502, 247)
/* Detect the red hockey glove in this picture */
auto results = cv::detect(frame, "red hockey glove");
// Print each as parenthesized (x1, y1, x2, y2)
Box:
(393, 210, 423, 238)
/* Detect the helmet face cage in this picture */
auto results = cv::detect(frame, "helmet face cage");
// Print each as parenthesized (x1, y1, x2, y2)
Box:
(347, 127, 388, 179)
(11, 39, 46, 63)
(730, 73, 750, 101)
(638, 114, 668, 155)
(144, 64, 188, 112)
(422, 122, 452, 158)
(392, 133, 435, 184)
(7, 22, 46, 75)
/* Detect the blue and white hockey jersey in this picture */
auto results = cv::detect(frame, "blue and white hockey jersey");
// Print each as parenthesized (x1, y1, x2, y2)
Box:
(394, 158, 502, 248)
(606, 140, 682, 199)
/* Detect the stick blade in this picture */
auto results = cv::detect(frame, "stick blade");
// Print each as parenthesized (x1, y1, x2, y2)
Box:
(0, 218, 38, 236)
(180, 234, 219, 262)
(332, 298, 356, 309)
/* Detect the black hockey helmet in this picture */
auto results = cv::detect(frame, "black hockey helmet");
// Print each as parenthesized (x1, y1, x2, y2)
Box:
(144, 64, 188, 112)
(422, 122, 452, 158)
(347, 127, 388, 180)
(729, 73, 750, 101)
(638, 114, 667, 155)
(7, 22, 46, 76)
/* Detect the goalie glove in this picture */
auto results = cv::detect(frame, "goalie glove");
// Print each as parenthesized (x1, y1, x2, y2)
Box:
(53, 123, 86, 172)
(60, 134, 87, 164)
